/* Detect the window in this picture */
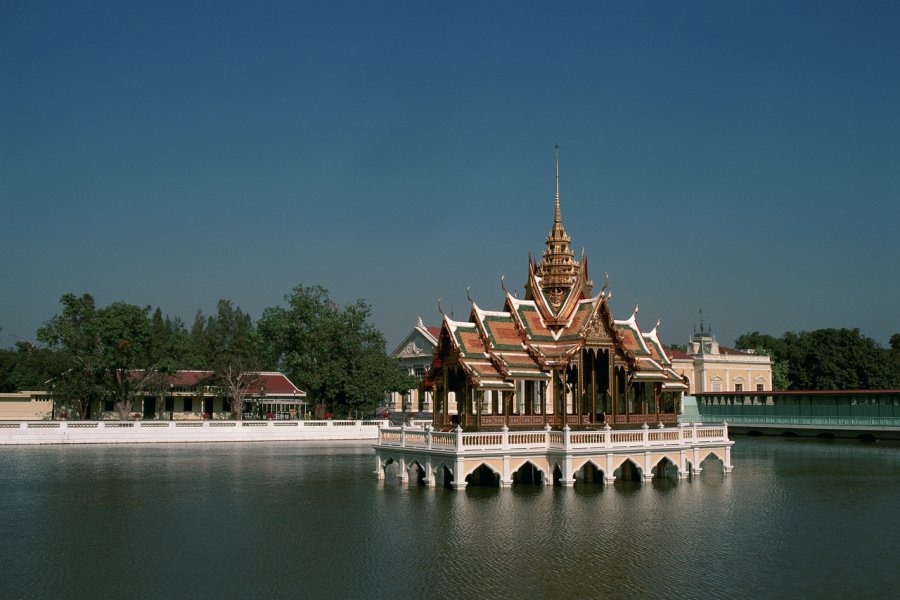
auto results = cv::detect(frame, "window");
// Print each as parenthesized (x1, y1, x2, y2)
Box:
(184, 398, 193, 412)
(414, 366, 426, 379)
(735, 384, 743, 392)
(165, 398, 174, 412)
(756, 384, 764, 392)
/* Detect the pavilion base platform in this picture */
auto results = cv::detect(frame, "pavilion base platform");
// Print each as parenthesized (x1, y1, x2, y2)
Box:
(374, 422, 733, 490)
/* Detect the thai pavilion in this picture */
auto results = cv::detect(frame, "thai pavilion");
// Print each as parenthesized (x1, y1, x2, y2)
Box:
(426, 151, 688, 431)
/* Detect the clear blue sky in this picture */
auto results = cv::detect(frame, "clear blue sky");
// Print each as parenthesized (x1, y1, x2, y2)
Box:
(2, 1, 899, 352)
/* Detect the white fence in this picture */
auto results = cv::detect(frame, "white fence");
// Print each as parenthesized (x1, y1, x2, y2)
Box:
(0, 419, 389, 445)
(378, 422, 730, 453)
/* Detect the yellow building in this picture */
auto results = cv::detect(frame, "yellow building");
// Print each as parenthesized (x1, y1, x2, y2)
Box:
(0, 391, 53, 420)
(668, 323, 772, 394)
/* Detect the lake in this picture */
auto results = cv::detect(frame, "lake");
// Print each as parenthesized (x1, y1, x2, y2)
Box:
(1, 436, 898, 599)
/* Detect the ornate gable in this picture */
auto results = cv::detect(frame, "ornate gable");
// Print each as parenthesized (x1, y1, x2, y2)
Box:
(391, 318, 439, 360)
(583, 299, 616, 346)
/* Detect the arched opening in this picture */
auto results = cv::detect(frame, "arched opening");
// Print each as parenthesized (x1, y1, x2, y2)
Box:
(552, 464, 563, 486)
(408, 461, 427, 486)
(512, 462, 544, 485)
(653, 457, 679, 481)
(575, 461, 605, 486)
(433, 464, 455, 488)
(466, 464, 500, 487)
(857, 433, 878, 442)
(816, 431, 837, 439)
(746, 430, 764, 436)
(780, 431, 799, 437)
(699, 452, 724, 473)
(382, 457, 398, 480)
(615, 459, 642, 482)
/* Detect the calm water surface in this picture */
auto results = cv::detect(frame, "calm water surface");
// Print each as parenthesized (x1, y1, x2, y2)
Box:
(2, 437, 899, 599)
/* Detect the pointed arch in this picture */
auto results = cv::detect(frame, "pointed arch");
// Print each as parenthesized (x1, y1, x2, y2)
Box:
(465, 463, 501, 487)
(612, 457, 644, 482)
(510, 459, 547, 485)
(406, 459, 427, 486)
(699, 449, 726, 467)
(651, 456, 681, 480)
(572, 458, 606, 484)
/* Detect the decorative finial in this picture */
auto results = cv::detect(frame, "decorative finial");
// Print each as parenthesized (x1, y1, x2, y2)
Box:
(437, 298, 445, 317)
(500, 275, 508, 293)
(554, 143, 561, 224)
(466, 286, 474, 304)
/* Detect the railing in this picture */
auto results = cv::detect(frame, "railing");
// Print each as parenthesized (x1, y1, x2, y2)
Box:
(698, 414, 900, 428)
(432, 413, 679, 428)
(693, 391, 900, 429)
(0, 419, 391, 445)
(377, 422, 730, 452)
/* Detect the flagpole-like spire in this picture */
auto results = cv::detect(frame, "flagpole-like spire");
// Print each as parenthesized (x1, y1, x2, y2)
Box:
(554, 143, 561, 224)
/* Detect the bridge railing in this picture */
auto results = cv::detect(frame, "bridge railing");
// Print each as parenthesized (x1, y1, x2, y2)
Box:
(376, 423, 730, 452)
(693, 391, 900, 427)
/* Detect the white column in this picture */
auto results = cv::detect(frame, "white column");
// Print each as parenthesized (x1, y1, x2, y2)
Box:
(423, 457, 434, 487)
(451, 458, 467, 491)
(501, 454, 513, 487)
(397, 456, 407, 481)
(604, 453, 616, 484)
(678, 450, 689, 479)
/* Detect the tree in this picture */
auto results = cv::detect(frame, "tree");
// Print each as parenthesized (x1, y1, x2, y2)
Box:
(258, 285, 417, 418)
(2, 342, 70, 393)
(198, 300, 262, 420)
(38, 294, 157, 420)
(734, 328, 900, 391)
(37, 294, 104, 419)
(891, 333, 900, 369)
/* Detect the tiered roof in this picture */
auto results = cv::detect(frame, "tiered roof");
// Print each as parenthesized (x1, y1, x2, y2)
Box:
(430, 149, 685, 392)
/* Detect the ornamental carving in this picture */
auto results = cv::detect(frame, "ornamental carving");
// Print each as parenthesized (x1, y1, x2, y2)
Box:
(402, 341, 424, 357)
(547, 288, 565, 310)
(584, 314, 612, 343)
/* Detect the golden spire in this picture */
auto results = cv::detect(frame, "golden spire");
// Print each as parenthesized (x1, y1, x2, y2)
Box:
(554, 143, 561, 225)
(538, 144, 578, 307)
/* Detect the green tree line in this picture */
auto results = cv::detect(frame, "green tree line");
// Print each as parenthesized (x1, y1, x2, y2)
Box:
(0, 286, 416, 419)
(735, 329, 900, 391)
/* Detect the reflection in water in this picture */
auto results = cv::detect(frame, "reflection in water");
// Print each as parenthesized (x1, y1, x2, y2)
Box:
(1, 438, 899, 599)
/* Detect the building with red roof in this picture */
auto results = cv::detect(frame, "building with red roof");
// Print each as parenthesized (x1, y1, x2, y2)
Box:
(426, 149, 687, 430)
(95, 370, 306, 420)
